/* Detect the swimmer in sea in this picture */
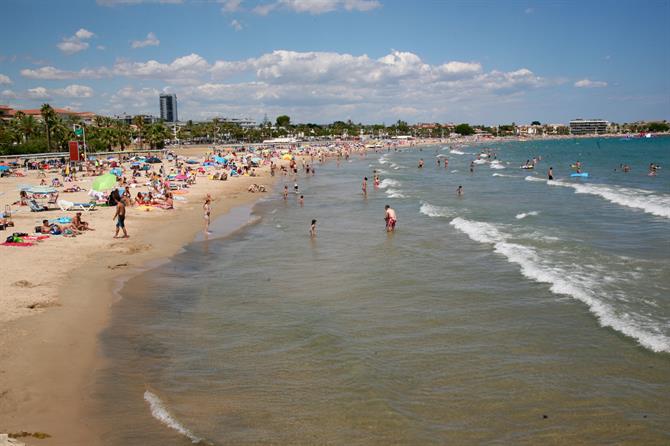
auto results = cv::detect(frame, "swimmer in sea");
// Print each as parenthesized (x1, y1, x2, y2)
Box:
(310, 219, 317, 237)
(299, 195, 304, 207)
(548, 167, 554, 180)
(384, 205, 397, 232)
(374, 174, 380, 188)
(469, 161, 474, 174)
(283, 185, 288, 200)
(457, 185, 463, 196)
(362, 177, 368, 197)
(418, 159, 424, 168)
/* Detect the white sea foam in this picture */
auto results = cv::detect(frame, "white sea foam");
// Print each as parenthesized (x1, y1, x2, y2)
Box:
(144, 391, 203, 444)
(490, 161, 506, 170)
(378, 155, 389, 165)
(473, 159, 487, 165)
(379, 178, 401, 189)
(390, 162, 406, 170)
(451, 170, 459, 173)
(516, 211, 539, 219)
(386, 189, 405, 198)
(450, 149, 465, 155)
(492, 173, 515, 178)
(419, 201, 452, 218)
(449, 217, 670, 353)
(548, 181, 670, 219)
(524, 175, 546, 183)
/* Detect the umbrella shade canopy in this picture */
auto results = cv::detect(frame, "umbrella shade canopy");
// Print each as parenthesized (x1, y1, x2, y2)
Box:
(92, 173, 117, 191)
(110, 168, 123, 176)
(21, 185, 57, 194)
(282, 154, 293, 160)
(251, 157, 262, 164)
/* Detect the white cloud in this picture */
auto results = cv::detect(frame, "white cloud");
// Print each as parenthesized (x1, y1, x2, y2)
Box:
(131, 32, 160, 48)
(75, 28, 95, 39)
(21, 66, 109, 80)
(1, 89, 17, 99)
(230, 19, 243, 31)
(27, 87, 50, 99)
(57, 28, 95, 55)
(221, 0, 242, 12)
(0, 74, 12, 84)
(55, 84, 94, 98)
(97, 45, 107, 50)
(524, 7, 534, 14)
(574, 79, 607, 88)
(254, 0, 380, 15)
(113, 53, 208, 83)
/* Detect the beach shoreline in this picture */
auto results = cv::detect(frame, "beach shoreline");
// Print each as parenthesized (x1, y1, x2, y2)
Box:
(0, 146, 278, 445)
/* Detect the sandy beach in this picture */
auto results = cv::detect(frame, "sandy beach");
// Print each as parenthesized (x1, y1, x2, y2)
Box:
(0, 145, 277, 444)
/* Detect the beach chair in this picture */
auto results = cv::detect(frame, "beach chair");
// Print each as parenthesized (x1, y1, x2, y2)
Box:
(28, 199, 48, 212)
(57, 199, 97, 212)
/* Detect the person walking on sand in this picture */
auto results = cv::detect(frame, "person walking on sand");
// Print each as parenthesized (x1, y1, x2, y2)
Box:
(362, 177, 368, 197)
(113, 198, 128, 238)
(203, 195, 212, 234)
(384, 205, 397, 232)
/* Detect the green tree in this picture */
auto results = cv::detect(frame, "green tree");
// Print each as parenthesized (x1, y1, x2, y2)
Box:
(531, 121, 541, 126)
(647, 122, 669, 132)
(455, 123, 475, 136)
(276, 115, 291, 127)
(145, 123, 170, 149)
(40, 104, 57, 151)
(133, 115, 146, 149)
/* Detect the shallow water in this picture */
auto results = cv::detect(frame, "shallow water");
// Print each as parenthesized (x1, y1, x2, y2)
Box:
(96, 137, 670, 445)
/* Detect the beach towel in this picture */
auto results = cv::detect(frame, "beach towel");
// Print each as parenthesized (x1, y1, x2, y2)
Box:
(2, 241, 34, 247)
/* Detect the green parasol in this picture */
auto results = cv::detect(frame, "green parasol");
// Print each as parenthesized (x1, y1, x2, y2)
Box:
(91, 173, 117, 192)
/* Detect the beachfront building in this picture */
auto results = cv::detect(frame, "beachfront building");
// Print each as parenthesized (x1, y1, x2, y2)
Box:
(211, 117, 257, 129)
(115, 113, 160, 126)
(570, 119, 608, 135)
(0, 105, 96, 124)
(159, 93, 178, 123)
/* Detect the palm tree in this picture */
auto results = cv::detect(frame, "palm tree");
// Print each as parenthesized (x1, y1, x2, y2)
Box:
(40, 104, 57, 151)
(113, 121, 131, 150)
(132, 115, 145, 149)
(145, 123, 170, 149)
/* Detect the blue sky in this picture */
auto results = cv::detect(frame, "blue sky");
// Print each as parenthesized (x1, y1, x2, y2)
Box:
(1, 0, 668, 124)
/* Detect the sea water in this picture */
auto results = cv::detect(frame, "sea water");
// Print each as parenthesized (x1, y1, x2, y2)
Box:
(95, 137, 670, 445)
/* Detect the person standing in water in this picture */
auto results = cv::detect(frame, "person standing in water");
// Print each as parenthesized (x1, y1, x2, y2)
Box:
(418, 159, 424, 168)
(362, 177, 368, 197)
(283, 185, 289, 200)
(203, 195, 212, 234)
(548, 167, 554, 180)
(457, 185, 463, 196)
(299, 195, 304, 207)
(384, 205, 397, 232)
(310, 219, 317, 238)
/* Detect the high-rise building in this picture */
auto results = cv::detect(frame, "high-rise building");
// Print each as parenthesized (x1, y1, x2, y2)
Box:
(159, 93, 178, 122)
(569, 119, 608, 135)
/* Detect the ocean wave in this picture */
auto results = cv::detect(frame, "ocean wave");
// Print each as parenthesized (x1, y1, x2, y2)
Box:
(524, 175, 546, 183)
(492, 173, 515, 178)
(490, 161, 506, 170)
(378, 155, 389, 165)
(386, 189, 406, 198)
(390, 162, 406, 170)
(516, 211, 539, 219)
(379, 178, 401, 189)
(449, 217, 670, 353)
(419, 201, 452, 218)
(144, 391, 204, 444)
(450, 149, 465, 155)
(473, 159, 487, 165)
(547, 181, 670, 219)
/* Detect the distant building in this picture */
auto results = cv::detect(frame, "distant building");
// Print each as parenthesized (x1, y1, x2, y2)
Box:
(115, 114, 159, 126)
(0, 105, 96, 123)
(210, 117, 257, 128)
(570, 119, 608, 135)
(159, 93, 178, 122)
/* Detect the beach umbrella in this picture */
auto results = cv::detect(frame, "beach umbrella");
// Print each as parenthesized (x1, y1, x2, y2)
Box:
(110, 168, 123, 177)
(92, 173, 117, 191)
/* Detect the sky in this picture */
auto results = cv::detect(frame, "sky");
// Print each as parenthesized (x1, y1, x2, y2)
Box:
(1, 0, 669, 125)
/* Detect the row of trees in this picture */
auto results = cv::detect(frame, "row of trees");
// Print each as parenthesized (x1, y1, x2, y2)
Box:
(1, 106, 669, 156)
(0, 104, 172, 155)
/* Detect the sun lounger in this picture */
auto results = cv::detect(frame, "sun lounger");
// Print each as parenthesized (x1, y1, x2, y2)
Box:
(57, 199, 97, 212)
(28, 199, 48, 212)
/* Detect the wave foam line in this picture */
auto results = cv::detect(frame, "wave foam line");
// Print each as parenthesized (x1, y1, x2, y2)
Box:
(450, 149, 465, 155)
(516, 211, 539, 219)
(493, 173, 516, 178)
(144, 391, 204, 444)
(385, 189, 405, 198)
(419, 201, 452, 218)
(548, 181, 670, 219)
(379, 178, 401, 189)
(449, 217, 670, 353)
(490, 161, 506, 170)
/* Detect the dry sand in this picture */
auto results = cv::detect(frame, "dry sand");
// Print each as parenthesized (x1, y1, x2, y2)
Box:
(0, 146, 276, 445)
